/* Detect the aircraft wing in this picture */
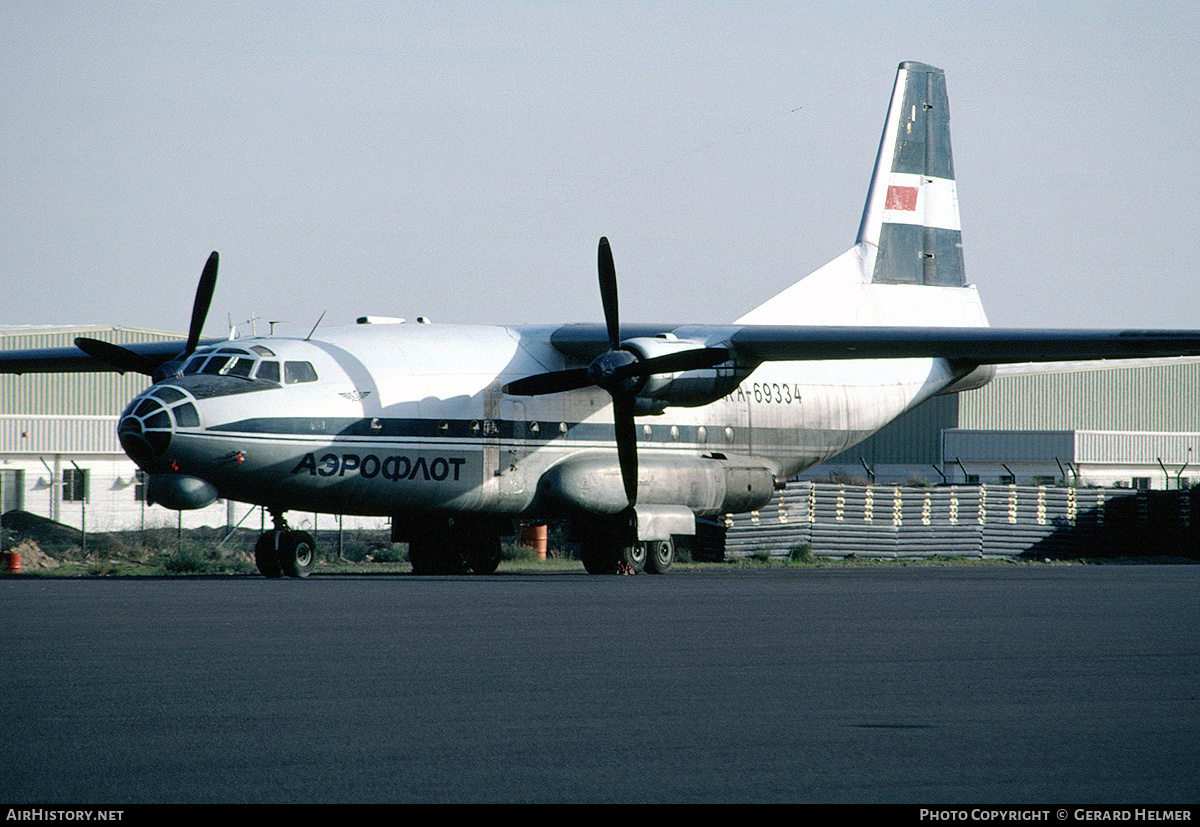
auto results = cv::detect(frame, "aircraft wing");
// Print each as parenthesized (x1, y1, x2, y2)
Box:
(0, 337, 223, 375)
(724, 326, 1200, 364)
(549, 324, 1200, 366)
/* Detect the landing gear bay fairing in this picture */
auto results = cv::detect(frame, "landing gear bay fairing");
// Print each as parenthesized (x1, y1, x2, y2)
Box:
(7, 62, 1200, 576)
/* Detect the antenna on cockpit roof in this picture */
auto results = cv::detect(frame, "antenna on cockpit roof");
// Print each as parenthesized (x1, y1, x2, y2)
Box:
(306, 311, 327, 341)
(228, 312, 263, 339)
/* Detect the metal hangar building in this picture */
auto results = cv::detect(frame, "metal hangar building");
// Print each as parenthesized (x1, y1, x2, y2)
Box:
(806, 358, 1200, 491)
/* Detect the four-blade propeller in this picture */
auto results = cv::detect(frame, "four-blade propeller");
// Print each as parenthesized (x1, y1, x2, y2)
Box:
(503, 238, 731, 506)
(75, 252, 219, 378)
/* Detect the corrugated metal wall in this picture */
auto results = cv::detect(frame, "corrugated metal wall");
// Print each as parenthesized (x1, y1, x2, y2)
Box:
(1074, 431, 1200, 465)
(943, 429, 1200, 478)
(0, 415, 120, 454)
(725, 481, 1200, 559)
(0, 327, 182, 427)
(960, 360, 1200, 432)
(943, 430, 1077, 463)
(817, 359, 1200, 467)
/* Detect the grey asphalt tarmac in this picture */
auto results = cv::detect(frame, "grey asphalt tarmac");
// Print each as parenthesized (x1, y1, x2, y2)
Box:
(2, 565, 1198, 805)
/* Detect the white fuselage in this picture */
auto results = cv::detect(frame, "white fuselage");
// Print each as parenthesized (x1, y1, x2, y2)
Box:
(122, 321, 960, 520)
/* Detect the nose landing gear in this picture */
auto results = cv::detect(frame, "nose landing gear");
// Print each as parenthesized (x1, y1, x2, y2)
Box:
(254, 511, 316, 578)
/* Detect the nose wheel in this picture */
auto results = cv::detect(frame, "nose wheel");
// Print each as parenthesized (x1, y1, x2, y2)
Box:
(255, 522, 317, 578)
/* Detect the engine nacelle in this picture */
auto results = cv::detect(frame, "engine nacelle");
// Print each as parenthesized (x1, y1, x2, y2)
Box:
(935, 362, 996, 395)
(146, 474, 219, 510)
(539, 450, 777, 519)
(622, 335, 743, 408)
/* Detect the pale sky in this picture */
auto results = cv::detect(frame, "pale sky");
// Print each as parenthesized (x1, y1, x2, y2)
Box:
(3, 1, 1198, 337)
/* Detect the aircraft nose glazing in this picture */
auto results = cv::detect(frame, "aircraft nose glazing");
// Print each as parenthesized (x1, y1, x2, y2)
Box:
(117, 386, 201, 470)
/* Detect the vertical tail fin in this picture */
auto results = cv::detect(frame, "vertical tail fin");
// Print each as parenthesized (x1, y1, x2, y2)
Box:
(859, 61, 964, 286)
(737, 61, 982, 327)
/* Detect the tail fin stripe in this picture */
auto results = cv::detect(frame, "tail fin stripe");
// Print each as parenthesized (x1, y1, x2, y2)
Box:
(881, 173, 961, 232)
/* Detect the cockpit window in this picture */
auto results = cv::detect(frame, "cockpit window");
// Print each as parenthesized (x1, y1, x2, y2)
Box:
(151, 386, 186, 404)
(284, 361, 319, 384)
(177, 348, 309, 385)
(144, 410, 171, 430)
(201, 356, 231, 375)
(255, 361, 280, 383)
(173, 403, 200, 427)
(222, 358, 255, 378)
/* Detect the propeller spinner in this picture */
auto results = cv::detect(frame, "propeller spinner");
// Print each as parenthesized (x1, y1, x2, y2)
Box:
(75, 252, 219, 379)
(503, 238, 730, 506)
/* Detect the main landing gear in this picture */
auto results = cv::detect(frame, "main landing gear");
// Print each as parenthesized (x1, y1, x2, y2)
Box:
(397, 517, 504, 576)
(578, 532, 674, 575)
(573, 514, 675, 575)
(254, 512, 316, 578)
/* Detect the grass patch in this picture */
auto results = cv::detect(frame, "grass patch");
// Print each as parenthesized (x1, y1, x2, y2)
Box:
(161, 543, 255, 575)
(788, 543, 815, 564)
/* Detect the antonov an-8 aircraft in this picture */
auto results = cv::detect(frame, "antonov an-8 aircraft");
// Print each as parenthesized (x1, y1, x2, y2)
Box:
(6, 61, 1200, 577)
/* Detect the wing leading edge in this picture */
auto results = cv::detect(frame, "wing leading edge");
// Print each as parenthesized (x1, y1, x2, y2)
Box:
(725, 326, 1200, 364)
(548, 323, 1200, 367)
(9, 325, 1199, 377)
